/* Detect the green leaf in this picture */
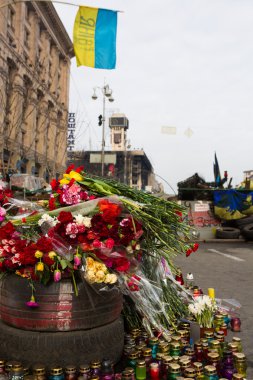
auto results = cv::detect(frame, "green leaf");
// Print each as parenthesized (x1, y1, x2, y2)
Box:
(60, 259, 68, 270)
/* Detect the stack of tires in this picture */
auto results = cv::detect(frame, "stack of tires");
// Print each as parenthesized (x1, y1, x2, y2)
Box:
(234, 215, 253, 241)
(0, 275, 124, 367)
(216, 215, 253, 240)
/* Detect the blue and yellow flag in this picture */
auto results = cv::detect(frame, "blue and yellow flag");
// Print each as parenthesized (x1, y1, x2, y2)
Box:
(73, 6, 117, 69)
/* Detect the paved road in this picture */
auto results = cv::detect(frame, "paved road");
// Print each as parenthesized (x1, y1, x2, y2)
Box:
(174, 241, 253, 379)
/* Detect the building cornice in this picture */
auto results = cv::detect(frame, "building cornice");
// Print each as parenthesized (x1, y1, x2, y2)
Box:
(32, 2, 74, 58)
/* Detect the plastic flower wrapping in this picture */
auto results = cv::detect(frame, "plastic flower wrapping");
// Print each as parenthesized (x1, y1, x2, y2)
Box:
(0, 165, 200, 338)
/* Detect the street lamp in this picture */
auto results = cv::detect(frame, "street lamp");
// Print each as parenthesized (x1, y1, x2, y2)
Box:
(92, 84, 114, 176)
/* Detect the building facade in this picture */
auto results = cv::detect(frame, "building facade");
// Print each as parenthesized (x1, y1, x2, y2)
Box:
(0, 1, 73, 181)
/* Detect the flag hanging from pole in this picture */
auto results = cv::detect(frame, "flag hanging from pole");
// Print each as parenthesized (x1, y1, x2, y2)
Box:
(213, 152, 221, 187)
(73, 6, 118, 69)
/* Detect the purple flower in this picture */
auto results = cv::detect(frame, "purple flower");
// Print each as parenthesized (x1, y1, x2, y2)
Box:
(54, 269, 61, 282)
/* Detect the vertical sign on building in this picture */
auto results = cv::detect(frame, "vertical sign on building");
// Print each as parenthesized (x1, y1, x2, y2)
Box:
(67, 113, 75, 159)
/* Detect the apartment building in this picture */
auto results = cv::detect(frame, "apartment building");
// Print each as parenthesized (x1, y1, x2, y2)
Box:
(0, 1, 73, 180)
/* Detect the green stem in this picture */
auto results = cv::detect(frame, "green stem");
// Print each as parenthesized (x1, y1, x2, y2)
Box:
(71, 270, 78, 296)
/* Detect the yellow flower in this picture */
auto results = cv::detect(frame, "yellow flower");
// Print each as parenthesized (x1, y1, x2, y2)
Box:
(35, 250, 43, 258)
(86, 257, 95, 270)
(36, 262, 44, 272)
(95, 270, 106, 281)
(59, 171, 83, 185)
(94, 262, 107, 272)
(15, 270, 29, 278)
(85, 270, 96, 283)
(69, 170, 83, 181)
(59, 179, 69, 185)
(104, 273, 118, 284)
(48, 251, 57, 259)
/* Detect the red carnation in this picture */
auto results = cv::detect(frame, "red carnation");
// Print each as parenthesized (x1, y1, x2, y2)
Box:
(36, 236, 53, 252)
(186, 248, 193, 257)
(113, 257, 130, 272)
(98, 200, 122, 223)
(105, 238, 115, 249)
(50, 179, 59, 191)
(57, 211, 73, 224)
(192, 242, 199, 252)
(49, 196, 56, 211)
(75, 166, 84, 173)
(43, 253, 55, 267)
(3, 259, 17, 270)
(0, 222, 15, 239)
(66, 164, 75, 174)
(19, 245, 37, 266)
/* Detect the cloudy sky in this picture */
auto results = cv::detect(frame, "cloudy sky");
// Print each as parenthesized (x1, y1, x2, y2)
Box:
(55, 0, 253, 192)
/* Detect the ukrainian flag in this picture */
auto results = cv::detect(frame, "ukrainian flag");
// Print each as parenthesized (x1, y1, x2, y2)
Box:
(73, 6, 117, 69)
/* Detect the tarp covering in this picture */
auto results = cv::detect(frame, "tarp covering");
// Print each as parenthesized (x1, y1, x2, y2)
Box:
(213, 189, 253, 220)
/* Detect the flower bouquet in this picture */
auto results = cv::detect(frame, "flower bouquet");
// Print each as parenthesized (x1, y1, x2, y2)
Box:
(0, 165, 198, 337)
(188, 295, 217, 333)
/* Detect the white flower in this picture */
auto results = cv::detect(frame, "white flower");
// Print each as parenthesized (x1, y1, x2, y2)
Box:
(74, 214, 91, 228)
(38, 214, 58, 227)
(188, 303, 197, 315)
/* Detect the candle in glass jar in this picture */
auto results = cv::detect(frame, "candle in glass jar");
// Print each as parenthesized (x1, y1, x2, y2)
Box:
(208, 288, 215, 299)
(149, 363, 159, 380)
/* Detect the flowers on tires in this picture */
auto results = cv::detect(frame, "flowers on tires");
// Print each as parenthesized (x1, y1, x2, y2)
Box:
(0, 196, 142, 307)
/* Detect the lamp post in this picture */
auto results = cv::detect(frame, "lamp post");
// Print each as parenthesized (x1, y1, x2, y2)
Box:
(92, 85, 114, 176)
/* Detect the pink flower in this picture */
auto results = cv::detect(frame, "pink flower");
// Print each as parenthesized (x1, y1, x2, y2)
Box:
(54, 269, 61, 282)
(0, 207, 6, 222)
(26, 296, 39, 308)
(74, 254, 81, 266)
(65, 223, 79, 238)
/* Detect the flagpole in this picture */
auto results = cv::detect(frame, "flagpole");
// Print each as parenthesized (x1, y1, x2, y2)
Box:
(0, 0, 123, 12)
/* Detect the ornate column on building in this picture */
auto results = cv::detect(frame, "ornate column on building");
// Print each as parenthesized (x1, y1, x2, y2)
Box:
(8, 69, 24, 172)
(0, 58, 8, 173)
(47, 106, 58, 177)
(36, 98, 48, 176)
(39, 30, 50, 84)
(24, 86, 38, 174)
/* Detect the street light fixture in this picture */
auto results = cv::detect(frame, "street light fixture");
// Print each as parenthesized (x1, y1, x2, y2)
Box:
(92, 84, 114, 177)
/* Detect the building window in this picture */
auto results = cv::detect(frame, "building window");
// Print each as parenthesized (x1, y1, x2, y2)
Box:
(7, 6, 15, 30)
(8, 34, 15, 48)
(114, 133, 121, 144)
(24, 27, 30, 49)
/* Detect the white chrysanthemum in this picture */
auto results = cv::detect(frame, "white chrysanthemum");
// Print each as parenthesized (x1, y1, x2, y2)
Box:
(74, 214, 92, 227)
(38, 214, 58, 227)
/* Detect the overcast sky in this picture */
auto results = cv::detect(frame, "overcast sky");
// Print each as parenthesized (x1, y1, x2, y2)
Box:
(55, 0, 253, 193)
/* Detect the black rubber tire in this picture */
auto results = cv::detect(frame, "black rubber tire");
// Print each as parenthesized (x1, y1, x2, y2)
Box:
(234, 215, 253, 229)
(0, 317, 124, 368)
(215, 227, 240, 239)
(0, 275, 123, 332)
(240, 223, 253, 240)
